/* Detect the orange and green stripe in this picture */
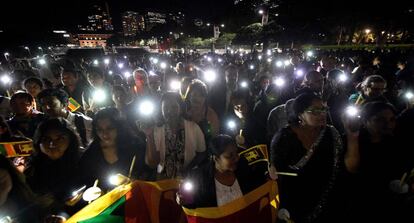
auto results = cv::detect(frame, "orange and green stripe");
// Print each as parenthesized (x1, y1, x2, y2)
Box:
(68, 97, 81, 112)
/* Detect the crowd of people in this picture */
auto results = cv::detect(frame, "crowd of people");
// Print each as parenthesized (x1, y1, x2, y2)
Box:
(0, 46, 413, 222)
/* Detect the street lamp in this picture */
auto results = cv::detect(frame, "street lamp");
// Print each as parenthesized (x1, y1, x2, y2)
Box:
(206, 23, 211, 27)
(365, 29, 371, 34)
(220, 24, 225, 28)
(24, 46, 31, 56)
(258, 9, 264, 15)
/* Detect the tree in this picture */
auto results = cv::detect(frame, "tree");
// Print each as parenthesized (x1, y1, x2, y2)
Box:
(175, 37, 213, 49)
(261, 21, 283, 49)
(233, 23, 263, 50)
(215, 33, 236, 48)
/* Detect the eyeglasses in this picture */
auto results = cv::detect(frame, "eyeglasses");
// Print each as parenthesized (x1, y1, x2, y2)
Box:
(368, 87, 386, 91)
(304, 107, 329, 115)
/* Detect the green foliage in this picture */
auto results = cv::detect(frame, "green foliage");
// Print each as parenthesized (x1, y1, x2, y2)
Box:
(216, 33, 237, 47)
(233, 23, 263, 46)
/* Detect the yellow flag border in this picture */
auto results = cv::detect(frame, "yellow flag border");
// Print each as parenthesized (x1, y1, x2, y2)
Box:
(66, 179, 180, 223)
(66, 183, 133, 223)
(0, 141, 34, 157)
(182, 180, 279, 219)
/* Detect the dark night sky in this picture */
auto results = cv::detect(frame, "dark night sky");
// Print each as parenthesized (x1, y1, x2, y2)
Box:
(0, 0, 236, 31)
(1, 0, 412, 31)
(0, 0, 412, 47)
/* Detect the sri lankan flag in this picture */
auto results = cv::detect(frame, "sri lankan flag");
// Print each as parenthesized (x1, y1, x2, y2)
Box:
(68, 97, 81, 112)
(239, 144, 269, 166)
(183, 180, 279, 223)
(0, 141, 33, 158)
(66, 180, 183, 223)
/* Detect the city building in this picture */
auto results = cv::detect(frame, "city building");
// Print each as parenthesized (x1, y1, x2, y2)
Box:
(77, 33, 113, 48)
(137, 15, 146, 32)
(145, 11, 167, 31)
(102, 2, 114, 31)
(122, 11, 142, 37)
(78, 3, 113, 32)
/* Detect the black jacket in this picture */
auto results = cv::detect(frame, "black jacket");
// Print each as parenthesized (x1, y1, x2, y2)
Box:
(78, 136, 147, 190)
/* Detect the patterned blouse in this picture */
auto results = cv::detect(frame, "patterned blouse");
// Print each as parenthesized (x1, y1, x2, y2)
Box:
(162, 126, 185, 179)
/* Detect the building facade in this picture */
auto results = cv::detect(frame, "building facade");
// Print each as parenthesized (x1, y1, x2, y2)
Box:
(77, 33, 113, 48)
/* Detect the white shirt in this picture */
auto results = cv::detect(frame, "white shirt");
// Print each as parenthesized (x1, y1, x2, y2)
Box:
(215, 178, 243, 206)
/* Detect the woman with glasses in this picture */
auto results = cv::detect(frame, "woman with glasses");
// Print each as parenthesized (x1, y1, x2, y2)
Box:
(270, 93, 344, 223)
(349, 75, 388, 106)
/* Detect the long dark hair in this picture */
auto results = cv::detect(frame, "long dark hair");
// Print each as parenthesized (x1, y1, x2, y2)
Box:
(33, 118, 82, 162)
(91, 107, 137, 149)
(184, 79, 209, 116)
(209, 134, 237, 160)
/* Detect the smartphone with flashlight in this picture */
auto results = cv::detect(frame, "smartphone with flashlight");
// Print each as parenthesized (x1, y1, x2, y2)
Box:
(178, 180, 195, 205)
(343, 105, 361, 132)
